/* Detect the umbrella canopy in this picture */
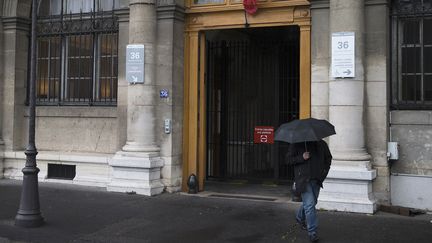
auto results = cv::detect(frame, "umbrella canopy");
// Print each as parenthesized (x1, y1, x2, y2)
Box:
(274, 118, 336, 143)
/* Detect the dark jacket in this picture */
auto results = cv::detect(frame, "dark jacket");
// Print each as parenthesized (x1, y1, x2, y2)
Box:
(285, 140, 332, 193)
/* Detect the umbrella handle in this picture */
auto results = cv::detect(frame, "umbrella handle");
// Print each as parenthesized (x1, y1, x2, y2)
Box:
(304, 141, 308, 152)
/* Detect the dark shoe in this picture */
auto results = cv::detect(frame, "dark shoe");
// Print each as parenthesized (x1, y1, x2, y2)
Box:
(309, 232, 319, 242)
(296, 218, 307, 230)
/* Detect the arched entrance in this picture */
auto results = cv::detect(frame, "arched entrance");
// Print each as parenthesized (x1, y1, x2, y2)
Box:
(182, 1, 311, 191)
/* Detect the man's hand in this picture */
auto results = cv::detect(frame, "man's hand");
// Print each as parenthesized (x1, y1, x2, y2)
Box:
(303, 152, 310, 160)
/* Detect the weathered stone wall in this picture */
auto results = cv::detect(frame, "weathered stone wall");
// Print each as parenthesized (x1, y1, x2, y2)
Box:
(365, 0, 389, 204)
(390, 113, 432, 209)
(34, 107, 119, 153)
(156, 0, 185, 192)
(1, 4, 129, 154)
(390, 111, 432, 176)
(0, 1, 129, 188)
(3, 151, 112, 187)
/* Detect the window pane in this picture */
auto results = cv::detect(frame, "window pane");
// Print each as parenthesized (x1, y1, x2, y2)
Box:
(424, 0, 432, 10)
(36, 2, 119, 105)
(67, 0, 93, 13)
(39, 0, 123, 15)
(38, 0, 53, 16)
(37, 37, 61, 101)
(424, 75, 432, 101)
(99, 33, 118, 100)
(49, 38, 61, 77)
(401, 47, 421, 73)
(67, 35, 94, 100)
(37, 59, 49, 99)
(49, 38, 61, 100)
(66, 0, 122, 13)
(98, 0, 125, 10)
(425, 47, 432, 73)
(401, 75, 421, 101)
(402, 19, 420, 44)
(46, 0, 61, 15)
(392, 0, 432, 108)
(425, 18, 432, 45)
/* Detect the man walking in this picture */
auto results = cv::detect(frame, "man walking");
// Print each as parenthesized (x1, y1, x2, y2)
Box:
(286, 139, 332, 242)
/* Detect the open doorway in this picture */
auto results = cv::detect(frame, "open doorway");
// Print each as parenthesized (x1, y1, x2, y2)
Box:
(205, 26, 300, 185)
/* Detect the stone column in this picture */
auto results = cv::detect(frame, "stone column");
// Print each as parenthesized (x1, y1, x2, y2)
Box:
(108, 0, 164, 195)
(121, 0, 159, 153)
(317, 0, 377, 213)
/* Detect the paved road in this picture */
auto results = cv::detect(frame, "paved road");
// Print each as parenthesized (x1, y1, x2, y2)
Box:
(0, 180, 431, 243)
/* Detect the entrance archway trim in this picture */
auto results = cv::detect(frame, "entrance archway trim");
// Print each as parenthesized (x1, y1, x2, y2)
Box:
(182, 3, 311, 191)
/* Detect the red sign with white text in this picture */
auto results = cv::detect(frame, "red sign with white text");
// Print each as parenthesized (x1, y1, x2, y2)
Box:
(254, 126, 274, 144)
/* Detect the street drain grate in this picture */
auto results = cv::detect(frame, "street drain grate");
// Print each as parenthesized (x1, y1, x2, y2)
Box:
(208, 194, 277, 201)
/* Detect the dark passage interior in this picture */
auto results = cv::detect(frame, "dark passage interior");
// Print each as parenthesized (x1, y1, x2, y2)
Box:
(205, 26, 300, 183)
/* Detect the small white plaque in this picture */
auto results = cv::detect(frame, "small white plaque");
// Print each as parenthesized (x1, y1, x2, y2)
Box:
(126, 44, 145, 84)
(331, 32, 355, 78)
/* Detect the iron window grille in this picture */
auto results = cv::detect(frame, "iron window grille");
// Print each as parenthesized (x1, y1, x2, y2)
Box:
(35, 0, 119, 106)
(391, 0, 432, 109)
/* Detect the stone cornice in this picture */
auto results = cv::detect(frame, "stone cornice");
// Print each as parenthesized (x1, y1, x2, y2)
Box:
(115, 8, 130, 23)
(130, 0, 156, 6)
(157, 1, 185, 22)
(310, 0, 329, 9)
(157, 0, 176, 6)
(311, 0, 388, 9)
(2, 16, 30, 31)
(365, 0, 388, 6)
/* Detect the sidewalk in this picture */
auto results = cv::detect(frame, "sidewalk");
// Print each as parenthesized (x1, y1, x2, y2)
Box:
(0, 179, 431, 243)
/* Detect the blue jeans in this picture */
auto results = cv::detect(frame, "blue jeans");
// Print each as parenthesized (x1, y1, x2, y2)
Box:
(296, 180, 320, 235)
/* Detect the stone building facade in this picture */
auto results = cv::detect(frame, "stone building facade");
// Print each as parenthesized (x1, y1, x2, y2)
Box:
(0, 0, 431, 213)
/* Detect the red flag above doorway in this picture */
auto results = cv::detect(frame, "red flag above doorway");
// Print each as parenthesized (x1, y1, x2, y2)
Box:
(243, 0, 258, 15)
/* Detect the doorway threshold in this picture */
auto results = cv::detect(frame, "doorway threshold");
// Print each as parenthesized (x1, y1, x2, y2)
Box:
(208, 193, 277, 201)
(183, 180, 294, 203)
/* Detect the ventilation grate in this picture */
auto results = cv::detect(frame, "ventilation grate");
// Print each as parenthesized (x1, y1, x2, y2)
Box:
(47, 164, 76, 180)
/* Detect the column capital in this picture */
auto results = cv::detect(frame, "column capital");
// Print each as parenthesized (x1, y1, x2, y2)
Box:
(299, 25, 311, 31)
(157, 2, 185, 21)
(1, 16, 30, 31)
(114, 8, 130, 23)
(365, 0, 388, 6)
(130, 0, 156, 6)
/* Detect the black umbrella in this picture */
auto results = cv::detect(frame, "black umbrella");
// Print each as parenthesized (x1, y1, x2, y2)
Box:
(274, 118, 336, 144)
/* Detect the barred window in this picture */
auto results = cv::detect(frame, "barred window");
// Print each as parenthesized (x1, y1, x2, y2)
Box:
(35, 0, 120, 106)
(391, 0, 432, 109)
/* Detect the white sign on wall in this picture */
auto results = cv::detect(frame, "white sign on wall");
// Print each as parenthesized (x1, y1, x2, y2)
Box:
(331, 32, 355, 78)
(126, 44, 145, 84)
